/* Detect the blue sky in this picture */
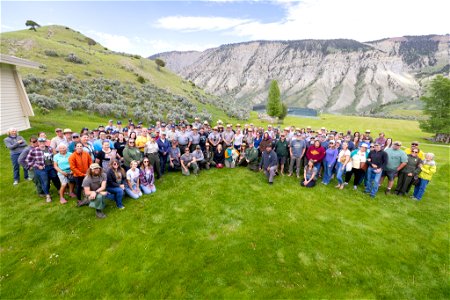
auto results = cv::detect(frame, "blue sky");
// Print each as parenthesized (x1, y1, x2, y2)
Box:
(1, 1, 449, 56)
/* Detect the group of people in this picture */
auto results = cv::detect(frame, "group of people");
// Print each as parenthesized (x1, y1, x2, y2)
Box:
(4, 118, 438, 217)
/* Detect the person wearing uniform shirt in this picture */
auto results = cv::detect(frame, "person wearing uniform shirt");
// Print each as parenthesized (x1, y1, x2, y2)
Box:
(26, 138, 61, 203)
(192, 145, 206, 169)
(144, 133, 161, 179)
(275, 133, 289, 175)
(222, 124, 235, 147)
(208, 126, 222, 151)
(404, 141, 425, 160)
(176, 125, 190, 154)
(157, 132, 170, 175)
(259, 144, 278, 184)
(105, 120, 115, 133)
(50, 128, 66, 154)
(192, 117, 202, 129)
(159, 124, 168, 137)
(189, 127, 201, 152)
(168, 142, 181, 171)
(181, 147, 199, 176)
(166, 126, 177, 143)
(135, 128, 149, 153)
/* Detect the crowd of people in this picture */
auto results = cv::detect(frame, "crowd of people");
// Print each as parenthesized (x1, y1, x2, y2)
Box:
(4, 118, 438, 218)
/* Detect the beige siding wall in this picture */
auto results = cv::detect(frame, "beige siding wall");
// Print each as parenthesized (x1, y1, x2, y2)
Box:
(1, 64, 31, 134)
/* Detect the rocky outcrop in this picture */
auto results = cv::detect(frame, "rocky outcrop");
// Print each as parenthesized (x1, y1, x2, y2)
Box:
(151, 35, 449, 113)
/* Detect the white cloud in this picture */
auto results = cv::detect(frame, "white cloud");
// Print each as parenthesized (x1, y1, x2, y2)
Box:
(155, 16, 252, 32)
(155, 0, 449, 42)
(86, 30, 216, 56)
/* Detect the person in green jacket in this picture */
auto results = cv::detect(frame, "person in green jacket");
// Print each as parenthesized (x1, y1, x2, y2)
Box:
(274, 133, 289, 175)
(395, 150, 422, 196)
(122, 139, 142, 170)
(412, 153, 437, 201)
(245, 141, 259, 171)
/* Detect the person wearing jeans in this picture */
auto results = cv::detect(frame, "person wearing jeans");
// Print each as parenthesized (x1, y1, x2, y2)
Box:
(365, 143, 388, 197)
(4, 128, 29, 185)
(335, 142, 351, 189)
(106, 160, 126, 209)
(322, 141, 338, 185)
(412, 153, 437, 201)
(259, 144, 278, 184)
(69, 143, 93, 205)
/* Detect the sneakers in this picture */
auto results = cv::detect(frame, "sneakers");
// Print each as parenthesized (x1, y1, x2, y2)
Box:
(13, 181, 19, 185)
(353, 185, 357, 190)
(287, 173, 292, 177)
(95, 210, 106, 219)
(60, 197, 68, 204)
(27, 178, 33, 181)
(118, 206, 125, 210)
(335, 184, 341, 188)
(45, 195, 52, 203)
(69, 192, 77, 198)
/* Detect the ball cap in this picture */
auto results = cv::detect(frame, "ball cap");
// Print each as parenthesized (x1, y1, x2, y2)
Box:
(89, 163, 101, 170)
(393, 141, 402, 146)
(37, 137, 47, 142)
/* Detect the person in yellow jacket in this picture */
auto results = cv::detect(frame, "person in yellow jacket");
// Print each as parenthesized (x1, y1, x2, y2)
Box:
(412, 153, 437, 201)
(404, 141, 425, 160)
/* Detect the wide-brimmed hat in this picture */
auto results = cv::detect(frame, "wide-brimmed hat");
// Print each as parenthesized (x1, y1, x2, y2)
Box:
(89, 163, 101, 170)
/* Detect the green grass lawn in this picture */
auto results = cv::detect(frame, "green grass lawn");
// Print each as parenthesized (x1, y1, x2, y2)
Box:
(1, 111, 449, 298)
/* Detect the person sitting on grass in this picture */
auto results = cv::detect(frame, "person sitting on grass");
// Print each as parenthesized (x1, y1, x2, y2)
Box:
(412, 153, 437, 201)
(53, 144, 75, 204)
(139, 158, 156, 194)
(213, 144, 225, 168)
(259, 144, 278, 184)
(125, 160, 143, 199)
(181, 147, 199, 176)
(202, 143, 215, 170)
(301, 159, 318, 188)
(106, 160, 126, 209)
(224, 144, 238, 168)
(236, 143, 248, 167)
(82, 163, 109, 219)
(245, 141, 259, 171)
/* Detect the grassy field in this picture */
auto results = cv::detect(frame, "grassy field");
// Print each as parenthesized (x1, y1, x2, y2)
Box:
(1, 110, 449, 298)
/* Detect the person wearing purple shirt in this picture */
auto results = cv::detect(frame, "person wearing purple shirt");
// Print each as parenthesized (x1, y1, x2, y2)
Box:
(322, 140, 338, 185)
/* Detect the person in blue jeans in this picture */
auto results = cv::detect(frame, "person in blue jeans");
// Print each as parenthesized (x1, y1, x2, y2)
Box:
(4, 128, 29, 185)
(365, 143, 388, 198)
(335, 142, 351, 189)
(322, 141, 338, 185)
(412, 153, 437, 201)
(106, 160, 126, 209)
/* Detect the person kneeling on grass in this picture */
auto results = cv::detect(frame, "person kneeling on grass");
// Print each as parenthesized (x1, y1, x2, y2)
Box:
(106, 160, 126, 209)
(259, 144, 278, 184)
(82, 163, 110, 219)
(181, 147, 199, 176)
(301, 159, 318, 187)
(126, 160, 143, 199)
(140, 158, 156, 194)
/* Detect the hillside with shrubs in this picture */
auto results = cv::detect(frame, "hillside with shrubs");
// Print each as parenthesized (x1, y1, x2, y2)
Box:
(1, 25, 250, 121)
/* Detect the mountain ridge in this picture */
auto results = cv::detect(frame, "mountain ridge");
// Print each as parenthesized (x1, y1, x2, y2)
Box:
(151, 34, 449, 113)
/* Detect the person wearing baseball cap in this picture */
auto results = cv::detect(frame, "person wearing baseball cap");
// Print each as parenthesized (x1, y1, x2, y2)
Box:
(81, 163, 110, 218)
(259, 143, 278, 184)
(50, 128, 66, 154)
(404, 141, 425, 160)
(381, 141, 408, 195)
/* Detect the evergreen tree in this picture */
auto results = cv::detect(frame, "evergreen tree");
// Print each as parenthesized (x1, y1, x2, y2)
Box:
(419, 75, 450, 142)
(266, 80, 282, 117)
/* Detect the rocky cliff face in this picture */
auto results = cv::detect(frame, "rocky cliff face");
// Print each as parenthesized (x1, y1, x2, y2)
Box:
(150, 35, 449, 113)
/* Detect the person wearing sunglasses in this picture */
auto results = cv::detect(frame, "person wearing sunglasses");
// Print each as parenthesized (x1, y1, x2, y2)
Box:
(404, 141, 425, 160)
(122, 139, 142, 171)
(395, 148, 423, 196)
(139, 159, 156, 194)
(106, 160, 126, 209)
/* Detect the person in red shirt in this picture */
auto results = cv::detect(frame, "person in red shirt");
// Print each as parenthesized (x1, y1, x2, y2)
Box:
(306, 140, 326, 178)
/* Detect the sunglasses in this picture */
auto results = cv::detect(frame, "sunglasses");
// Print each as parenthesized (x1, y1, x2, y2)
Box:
(412, 151, 419, 153)
(31, 140, 38, 143)
(411, 143, 418, 146)
(129, 141, 135, 144)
